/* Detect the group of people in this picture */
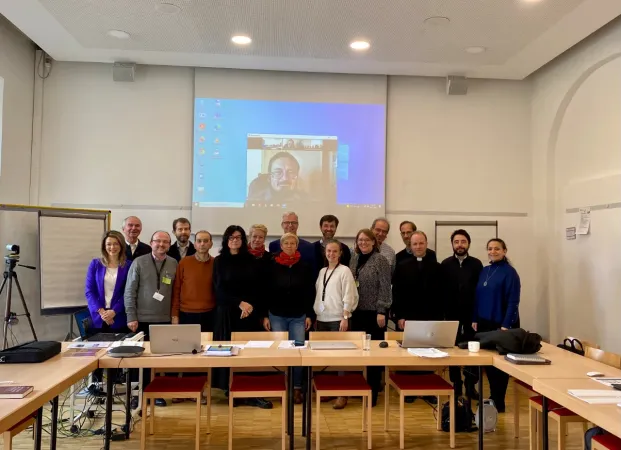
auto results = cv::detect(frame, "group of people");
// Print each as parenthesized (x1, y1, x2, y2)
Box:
(84, 211, 521, 413)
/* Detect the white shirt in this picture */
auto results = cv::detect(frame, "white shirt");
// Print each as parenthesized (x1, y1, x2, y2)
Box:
(314, 265, 359, 323)
(126, 240, 138, 256)
(178, 242, 189, 259)
(104, 266, 118, 308)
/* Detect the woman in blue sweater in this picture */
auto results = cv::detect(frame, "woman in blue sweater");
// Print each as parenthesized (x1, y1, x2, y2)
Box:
(472, 238, 520, 412)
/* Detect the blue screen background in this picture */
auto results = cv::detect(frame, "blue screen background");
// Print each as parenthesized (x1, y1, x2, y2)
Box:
(193, 99, 386, 206)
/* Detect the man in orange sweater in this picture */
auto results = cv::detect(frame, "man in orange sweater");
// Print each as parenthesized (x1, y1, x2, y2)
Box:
(171, 230, 216, 331)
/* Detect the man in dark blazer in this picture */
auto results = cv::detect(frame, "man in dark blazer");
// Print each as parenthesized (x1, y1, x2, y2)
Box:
(312, 214, 350, 277)
(167, 217, 196, 262)
(122, 216, 151, 261)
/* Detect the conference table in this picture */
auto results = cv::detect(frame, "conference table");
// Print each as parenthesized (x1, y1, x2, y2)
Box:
(0, 347, 101, 450)
(98, 338, 493, 450)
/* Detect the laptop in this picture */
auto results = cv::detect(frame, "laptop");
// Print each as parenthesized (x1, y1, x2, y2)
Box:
(149, 324, 202, 354)
(74, 309, 127, 342)
(308, 341, 358, 350)
(397, 321, 459, 349)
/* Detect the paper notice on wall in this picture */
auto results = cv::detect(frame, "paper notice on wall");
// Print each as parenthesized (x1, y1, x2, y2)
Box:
(577, 207, 591, 235)
(566, 227, 576, 240)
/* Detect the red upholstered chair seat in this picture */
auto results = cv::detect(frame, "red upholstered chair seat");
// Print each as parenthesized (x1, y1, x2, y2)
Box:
(389, 373, 453, 391)
(313, 373, 370, 391)
(144, 376, 207, 393)
(529, 396, 578, 416)
(230, 374, 286, 392)
(593, 433, 621, 449)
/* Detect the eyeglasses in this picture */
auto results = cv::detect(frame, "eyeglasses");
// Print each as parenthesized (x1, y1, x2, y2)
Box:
(228, 236, 242, 242)
(357, 238, 373, 244)
(282, 221, 298, 226)
(152, 239, 171, 245)
(270, 170, 298, 180)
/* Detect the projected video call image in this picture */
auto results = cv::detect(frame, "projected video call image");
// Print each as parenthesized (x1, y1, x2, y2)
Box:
(192, 98, 385, 212)
(246, 134, 337, 205)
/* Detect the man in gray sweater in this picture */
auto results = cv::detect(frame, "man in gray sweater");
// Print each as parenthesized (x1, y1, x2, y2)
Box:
(124, 230, 177, 407)
(125, 230, 178, 335)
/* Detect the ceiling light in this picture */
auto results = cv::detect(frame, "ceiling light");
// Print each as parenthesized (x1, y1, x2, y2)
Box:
(156, 3, 182, 14)
(231, 35, 252, 45)
(465, 46, 486, 54)
(107, 30, 131, 39)
(350, 41, 370, 51)
(423, 16, 450, 26)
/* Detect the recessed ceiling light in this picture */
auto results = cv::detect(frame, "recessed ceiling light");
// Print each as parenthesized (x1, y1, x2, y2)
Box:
(156, 2, 182, 14)
(107, 30, 131, 39)
(423, 16, 450, 26)
(465, 46, 486, 54)
(231, 35, 252, 45)
(350, 41, 370, 51)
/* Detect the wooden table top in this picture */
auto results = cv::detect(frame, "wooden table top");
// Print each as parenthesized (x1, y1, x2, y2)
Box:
(0, 349, 101, 433)
(492, 343, 621, 386)
(299, 340, 495, 366)
(532, 377, 621, 438)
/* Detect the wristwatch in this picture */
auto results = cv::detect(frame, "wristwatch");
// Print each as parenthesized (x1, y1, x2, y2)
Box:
(343, 312, 351, 320)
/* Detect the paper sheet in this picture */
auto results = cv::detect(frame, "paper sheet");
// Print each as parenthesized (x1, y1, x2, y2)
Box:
(244, 341, 274, 348)
(577, 207, 591, 235)
(278, 340, 308, 349)
(68, 342, 111, 349)
(568, 389, 621, 404)
(592, 377, 621, 387)
(406, 348, 449, 358)
(110, 341, 144, 347)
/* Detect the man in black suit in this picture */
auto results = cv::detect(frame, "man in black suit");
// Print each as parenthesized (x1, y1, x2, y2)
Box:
(312, 214, 350, 276)
(167, 217, 196, 262)
(122, 216, 151, 261)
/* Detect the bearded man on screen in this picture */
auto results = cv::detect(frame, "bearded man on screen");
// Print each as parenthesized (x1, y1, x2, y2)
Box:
(247, 152, 309, 203)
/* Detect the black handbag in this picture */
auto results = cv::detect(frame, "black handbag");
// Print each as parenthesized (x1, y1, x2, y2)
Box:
(0, 341, 61, 363)
(557, 338, 585, 356)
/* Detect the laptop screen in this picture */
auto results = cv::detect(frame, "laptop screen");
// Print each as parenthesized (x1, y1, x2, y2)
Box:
(73, 309, 92, 339)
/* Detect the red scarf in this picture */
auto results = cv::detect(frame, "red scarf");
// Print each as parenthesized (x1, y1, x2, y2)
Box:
(248, 245, 265, 258)
(275, 251, 301, 266)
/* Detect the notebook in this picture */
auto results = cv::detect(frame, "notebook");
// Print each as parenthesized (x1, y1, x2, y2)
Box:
(0, 385, 33, 399)
(204, 345, 240, 357)
(504, 353, 551, 365)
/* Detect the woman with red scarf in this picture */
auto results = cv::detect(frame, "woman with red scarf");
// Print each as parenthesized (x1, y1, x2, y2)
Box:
(248, 224, 273, 265)
(263, 232, 315, 403)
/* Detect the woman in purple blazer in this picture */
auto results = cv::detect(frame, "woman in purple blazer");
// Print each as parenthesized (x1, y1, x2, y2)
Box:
(85, 230, 131, 332)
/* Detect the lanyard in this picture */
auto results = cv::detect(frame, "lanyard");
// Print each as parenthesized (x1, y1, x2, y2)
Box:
(321, 264, 339, 302)
(151, 256, 166, 291)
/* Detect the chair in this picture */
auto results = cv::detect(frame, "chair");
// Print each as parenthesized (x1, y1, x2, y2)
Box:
(229, 331, 289, 450)
(2, 415, 35, 450)
(141, 331, 213, 450)
(512, 377, 538, 438)
(585, 347, 621, 369)
(309, 331, 371, 450)
(593, 433, 621, 450)
(383, 331, 455, 449)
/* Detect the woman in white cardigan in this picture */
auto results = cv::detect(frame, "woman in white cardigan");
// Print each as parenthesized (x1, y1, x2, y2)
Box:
(313, 239, 359, 409)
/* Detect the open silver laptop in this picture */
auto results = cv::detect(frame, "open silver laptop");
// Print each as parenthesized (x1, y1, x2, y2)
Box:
(309, 341, 358, 350)
(149, 324, 202, 354)
(397, 321, 459, 349)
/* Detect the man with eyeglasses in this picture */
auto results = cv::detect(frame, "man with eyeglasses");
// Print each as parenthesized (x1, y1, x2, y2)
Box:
(268, 211, 316, 269)
(124, 230, 178, 407)
(371, 217, 396, 273)
(396, 220, 437, 266)
(246, 152, 308, 203)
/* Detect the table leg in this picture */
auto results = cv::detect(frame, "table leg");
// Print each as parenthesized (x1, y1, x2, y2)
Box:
(305, 366, 312, 450)
(288, 366, 294, 448)
(34, 407, 43, 450)
(50, 396, 59, 450)
(542, 396, 549, 450)
(104, 368, 115, 450)
(478, 366, 484, 450)
(125, 370, 131, 438)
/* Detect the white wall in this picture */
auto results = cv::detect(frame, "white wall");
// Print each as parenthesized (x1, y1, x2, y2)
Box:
(0, 16, 34, 204)
(384, 76, 536, 332)
(531, 17, 621, 352)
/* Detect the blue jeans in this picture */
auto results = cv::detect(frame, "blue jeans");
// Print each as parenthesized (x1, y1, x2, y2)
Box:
(269, 313, 305, 388)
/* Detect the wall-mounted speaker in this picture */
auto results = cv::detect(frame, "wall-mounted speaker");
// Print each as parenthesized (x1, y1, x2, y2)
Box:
(112, 62, 136, 82)
(446, 75, 468, 95)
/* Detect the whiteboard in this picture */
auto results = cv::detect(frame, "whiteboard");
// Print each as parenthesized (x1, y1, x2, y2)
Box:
(39, 214, 107, 314)
(434, 221, 498, 264)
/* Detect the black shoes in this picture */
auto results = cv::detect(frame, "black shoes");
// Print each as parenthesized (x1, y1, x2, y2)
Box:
(237, 398, 274, 409)
(154, 398, 167, 407)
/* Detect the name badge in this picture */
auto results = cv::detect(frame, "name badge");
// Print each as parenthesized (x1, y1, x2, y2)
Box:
(153, 292, 164, 301)
(355, 280, 360, 288)
(161, 276, 172, 285)
(319, 303, 325, 313)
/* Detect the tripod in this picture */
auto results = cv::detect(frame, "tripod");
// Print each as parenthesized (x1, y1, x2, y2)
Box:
(0, 257, 37, 350)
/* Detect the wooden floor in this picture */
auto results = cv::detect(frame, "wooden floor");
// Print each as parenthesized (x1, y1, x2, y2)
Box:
(3, 379, 587, 450)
